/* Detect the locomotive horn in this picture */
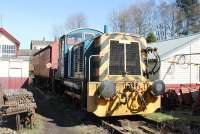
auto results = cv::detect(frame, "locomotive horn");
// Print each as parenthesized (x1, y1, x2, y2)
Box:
(98, 80, 116, 99)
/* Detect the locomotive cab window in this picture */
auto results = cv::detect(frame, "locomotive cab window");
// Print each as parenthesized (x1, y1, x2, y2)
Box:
(109, 41, 141, 75)
(84, 33, 95, 40)
(69, 32, 82, 43)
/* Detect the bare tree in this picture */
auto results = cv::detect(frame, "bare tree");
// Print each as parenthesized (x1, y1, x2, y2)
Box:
(52, 24, 65, 39)
(65, 13, 87, 30)
(109, 1, 157, 36)
(109, 10, 119, 32)
(109, 9, 133, 32)
(156, 1, 178, 40)
(176, 0, 200, 35)
(51, 13, 87, 39)
(129, 1, 157, 36)
(190, 4, 200, 33)
(129, 5, 144, 34)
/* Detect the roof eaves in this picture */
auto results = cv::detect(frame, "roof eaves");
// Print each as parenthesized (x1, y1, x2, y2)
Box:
(0, 27, 20, 46)
(161, 34, 200, 60)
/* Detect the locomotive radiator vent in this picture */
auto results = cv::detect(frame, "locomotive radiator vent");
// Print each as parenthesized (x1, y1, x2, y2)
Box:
(109, 41, 141, 75)
(126, 43, 141, 75)
(109, 40, 124, 75)
(79, 45, 84, 72)
(74, 48, 79, 72)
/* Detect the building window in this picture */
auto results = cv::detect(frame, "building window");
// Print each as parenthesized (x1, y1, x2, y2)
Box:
(0, 45, 16, 57)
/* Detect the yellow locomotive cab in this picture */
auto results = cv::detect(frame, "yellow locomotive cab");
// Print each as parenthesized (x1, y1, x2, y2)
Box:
(85, 33, 165, 117)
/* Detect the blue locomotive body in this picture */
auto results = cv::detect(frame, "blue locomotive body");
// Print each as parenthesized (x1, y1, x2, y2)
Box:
(57, 28, 103, 79)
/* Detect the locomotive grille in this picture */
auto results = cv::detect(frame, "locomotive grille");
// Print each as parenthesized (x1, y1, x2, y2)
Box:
(109, 41, 141, 75)
(126, 43, 141, 75)
(79, 45, 84, 72)
(74, 48, 79, 72)
(109, 41, 124, 75)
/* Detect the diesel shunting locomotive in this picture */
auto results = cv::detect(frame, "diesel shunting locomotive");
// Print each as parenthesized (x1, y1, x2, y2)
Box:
(32, 28, 165, 117)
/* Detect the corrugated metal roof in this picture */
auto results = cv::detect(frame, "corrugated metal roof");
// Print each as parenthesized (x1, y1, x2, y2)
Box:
(148, 33, 200, 59)
(31, 40, 52, 46)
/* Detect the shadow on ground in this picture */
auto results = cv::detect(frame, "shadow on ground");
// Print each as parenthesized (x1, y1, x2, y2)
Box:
(29, 85, 91, 128)
(0, 115, 16, 130)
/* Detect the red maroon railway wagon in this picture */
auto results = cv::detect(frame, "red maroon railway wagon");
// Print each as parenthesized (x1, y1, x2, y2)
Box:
(32, 41, 59, 88)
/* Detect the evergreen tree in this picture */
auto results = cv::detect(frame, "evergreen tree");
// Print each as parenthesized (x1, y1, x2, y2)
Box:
(176, 0, 199, 34)
(146, 32, 157, 43)
(176, 0, 197, 16)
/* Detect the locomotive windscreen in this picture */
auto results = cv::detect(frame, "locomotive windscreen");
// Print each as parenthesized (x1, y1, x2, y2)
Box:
(109, 41, 141, 75)
(109, 41, 124, 75)
(126, 43, 141, 75)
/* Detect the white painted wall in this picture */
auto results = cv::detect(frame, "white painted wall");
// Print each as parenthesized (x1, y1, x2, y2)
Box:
(160, 38, 200, 84)
(0, 59, 29, 78)
(0, 33, 16, 57)
(0, 33, 15, 45)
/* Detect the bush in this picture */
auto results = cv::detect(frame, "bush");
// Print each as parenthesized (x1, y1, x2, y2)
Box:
(146, 32, 157, 43)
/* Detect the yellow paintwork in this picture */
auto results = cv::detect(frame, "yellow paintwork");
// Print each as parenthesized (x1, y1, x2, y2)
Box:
(99, 60, 109, 75)
(87, 81, 160, 117)
(86, 33, 161, 117)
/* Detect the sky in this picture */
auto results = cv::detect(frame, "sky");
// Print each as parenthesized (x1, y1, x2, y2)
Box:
(0, 0, 173, 49)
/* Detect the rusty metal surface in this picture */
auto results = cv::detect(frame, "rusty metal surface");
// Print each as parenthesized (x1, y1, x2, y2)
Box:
(50, 41, 59, 69)
(32, 46, 51, 78)
(32, 41, 59, 78)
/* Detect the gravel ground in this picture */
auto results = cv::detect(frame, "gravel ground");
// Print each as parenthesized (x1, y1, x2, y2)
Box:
(29, 86, 107, 134)
(0, 128, 16, 134)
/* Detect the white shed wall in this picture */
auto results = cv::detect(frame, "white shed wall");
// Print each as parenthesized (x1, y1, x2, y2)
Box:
(0, 33, 15, 45)
(160, 38, 200, 84)
(0, 33, 16, 57)
(0, 59, 29, 78)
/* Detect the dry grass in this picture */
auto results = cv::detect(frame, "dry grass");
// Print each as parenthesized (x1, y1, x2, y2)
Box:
(142, 112, 178, 122)
(142, 110, 200, 133)
(142, 109, 200, 124)
(18, 114, 44, 134)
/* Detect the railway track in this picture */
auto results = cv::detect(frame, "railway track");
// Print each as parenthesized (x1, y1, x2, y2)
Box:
(100, 115, 200, 134)
(100, 116, 160, 134)
(32, 85, 165, 134)
(32, 85, 200, 134)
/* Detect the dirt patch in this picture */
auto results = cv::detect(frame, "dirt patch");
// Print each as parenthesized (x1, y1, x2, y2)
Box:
(29, 86, 107, 134)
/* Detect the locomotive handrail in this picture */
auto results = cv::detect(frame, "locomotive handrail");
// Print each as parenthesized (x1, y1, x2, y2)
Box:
(88, 55, 102, 81)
